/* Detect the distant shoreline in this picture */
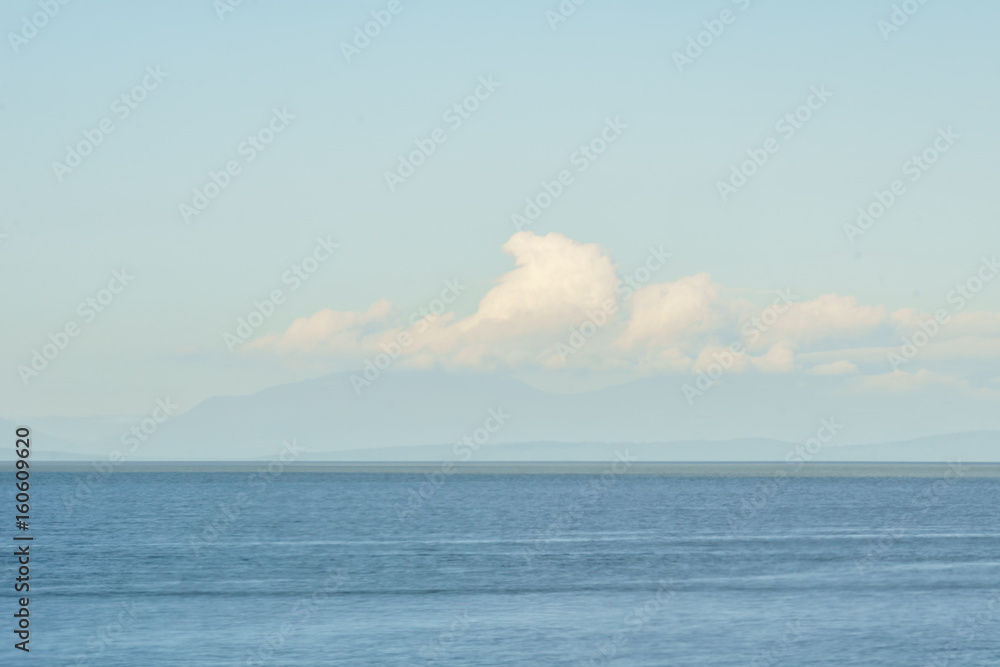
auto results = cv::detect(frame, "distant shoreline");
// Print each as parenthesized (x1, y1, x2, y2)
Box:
(6, 461, 1000, 477)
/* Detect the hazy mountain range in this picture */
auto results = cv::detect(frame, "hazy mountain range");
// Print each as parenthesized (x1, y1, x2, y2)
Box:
(3, 370, 999, 462)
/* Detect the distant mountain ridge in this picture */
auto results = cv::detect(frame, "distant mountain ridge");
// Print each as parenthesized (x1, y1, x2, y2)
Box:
(2, 369, 999, 461)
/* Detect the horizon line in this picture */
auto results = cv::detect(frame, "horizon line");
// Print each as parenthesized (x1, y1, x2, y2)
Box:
(7, 461, 998, 477)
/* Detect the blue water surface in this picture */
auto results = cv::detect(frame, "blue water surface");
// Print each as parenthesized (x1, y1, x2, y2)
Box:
(3, 471, 999, 665)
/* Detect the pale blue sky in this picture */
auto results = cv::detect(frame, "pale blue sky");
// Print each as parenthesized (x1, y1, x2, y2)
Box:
(2, 0, 999, 419)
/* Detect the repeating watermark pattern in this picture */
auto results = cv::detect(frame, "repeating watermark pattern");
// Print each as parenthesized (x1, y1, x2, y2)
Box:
(62, 398, 180, 518)
(887, 255, 997, 370)
(545, 0, 589, 31)
(350, 278, 467, 394)
(672, 0, 753, 73)
(682, 289, 796, 405)
(517, 449, 638, 564)
(240, 568, 349, 666)
(384, 76, 501, 192)
(510, 117, 628, 231)
(554, 245, 670, 363)
(417, 611, 476, 662)
(853, 461, 968, 575)
(725, 418, 844, 532)
(17, 269, 136, 386)
(179, 107, 295, 223)
(7, 0, 74, 53)
(716, 85, 833, 202)
(749, 621, 806, 667)
(393, 408, 511, 521)
(878, 0, 933, 40)
(225, 236, 340, 352)
(188, 439, 304, 556)
(843, 127, 959, 244)
(579, 579, 676, 667)
(340, 0, 415, 63)
(52, 66, 169, 182)
(70, 601, 142, 666)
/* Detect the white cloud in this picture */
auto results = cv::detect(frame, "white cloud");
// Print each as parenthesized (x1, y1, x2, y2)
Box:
(249, 299, 394, 355)
(691, 344, 750, 374)
(251, 232, 1000, 384)
(618, 273, 735, 351)
(465, 231, 618, 330)
(750, 343, 796, 373)
(755, 294, 886, 350)
(411, 231, 621, 370)
(252, 232, 620, 370)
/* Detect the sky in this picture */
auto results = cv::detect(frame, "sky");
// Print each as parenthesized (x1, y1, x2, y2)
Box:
(2, 0, 999, 425)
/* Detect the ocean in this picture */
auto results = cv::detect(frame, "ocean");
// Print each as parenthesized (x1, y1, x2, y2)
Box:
(7, 470, 1000, 665)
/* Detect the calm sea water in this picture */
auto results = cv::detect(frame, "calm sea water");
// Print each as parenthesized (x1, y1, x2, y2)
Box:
(5, 472, 1000, 665)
